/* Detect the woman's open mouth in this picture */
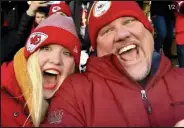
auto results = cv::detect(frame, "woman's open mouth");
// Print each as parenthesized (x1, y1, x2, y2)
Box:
(43, 68, 61, 90)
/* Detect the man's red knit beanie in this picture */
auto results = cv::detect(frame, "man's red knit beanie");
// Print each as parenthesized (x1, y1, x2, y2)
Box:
(88, 1, 153, 50)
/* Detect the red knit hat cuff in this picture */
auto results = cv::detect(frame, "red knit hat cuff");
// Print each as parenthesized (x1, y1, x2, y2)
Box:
(90, 10, 153, 49)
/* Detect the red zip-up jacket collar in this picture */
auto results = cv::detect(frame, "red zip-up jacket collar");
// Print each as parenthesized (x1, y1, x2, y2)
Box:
(86, 53, 172, 91)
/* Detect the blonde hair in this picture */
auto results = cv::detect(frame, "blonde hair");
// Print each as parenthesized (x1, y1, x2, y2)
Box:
(25, 50, 47, 127)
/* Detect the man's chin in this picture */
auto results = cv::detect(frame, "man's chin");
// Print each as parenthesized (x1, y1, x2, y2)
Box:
(128, 69, 150, 81)
(121, 61, 151, 81)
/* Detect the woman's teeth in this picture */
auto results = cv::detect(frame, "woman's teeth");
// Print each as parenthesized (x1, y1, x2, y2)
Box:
(44, 69, 59, 75)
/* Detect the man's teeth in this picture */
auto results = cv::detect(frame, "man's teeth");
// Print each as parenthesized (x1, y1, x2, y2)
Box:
(44, 70, 59, 75)
(118, 44, 136, 55)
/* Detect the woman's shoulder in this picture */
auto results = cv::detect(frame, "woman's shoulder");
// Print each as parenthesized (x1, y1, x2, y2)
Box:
(1, 89, 32, 127)
(1, 61, 23, 100)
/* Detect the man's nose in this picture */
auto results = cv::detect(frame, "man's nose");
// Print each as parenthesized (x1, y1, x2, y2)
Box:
(114, 27, 131, 43)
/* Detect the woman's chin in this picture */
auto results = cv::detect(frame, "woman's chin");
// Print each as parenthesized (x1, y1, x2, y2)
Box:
(43, 90, 55, 100)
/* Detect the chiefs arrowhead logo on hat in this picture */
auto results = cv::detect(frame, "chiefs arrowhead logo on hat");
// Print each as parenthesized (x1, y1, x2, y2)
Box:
(30, 35, 42, 45)
(52, 6, 61, 13)
(93, 1, 111, 17)
(26, 32, 48, 53)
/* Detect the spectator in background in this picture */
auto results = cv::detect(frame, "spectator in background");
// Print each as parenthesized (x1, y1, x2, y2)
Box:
(18, 1, 72, 44)
(18, 1, 49, 43)
(30, 7, 48, 33)
(68, 0, 94, 52)
(1, 1, 49, 65)
(1, 1, 29, 31)
(174, 0, 184, 68)
(150, 1, 175, 58)
(1, 1, 73, 65)
(1, 14, 81, 127)
(68, 1, 94, 72)
(48, 1, 72, 16)
(35, 8, 48, 24)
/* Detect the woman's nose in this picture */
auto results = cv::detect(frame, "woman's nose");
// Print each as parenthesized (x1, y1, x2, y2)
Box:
(49, 52, 63, 65)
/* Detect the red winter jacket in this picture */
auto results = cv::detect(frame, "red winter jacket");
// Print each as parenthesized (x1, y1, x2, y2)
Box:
(1, 62, 33, 127)
(42, 54, 184, 127)
(175, 0, 184, 45)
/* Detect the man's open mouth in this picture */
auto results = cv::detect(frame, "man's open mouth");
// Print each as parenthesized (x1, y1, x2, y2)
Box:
(43, 69, 61, 90)
(118, 44, 140, 63)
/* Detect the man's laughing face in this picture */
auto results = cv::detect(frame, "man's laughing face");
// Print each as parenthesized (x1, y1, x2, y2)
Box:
(96, 17, 154, 81)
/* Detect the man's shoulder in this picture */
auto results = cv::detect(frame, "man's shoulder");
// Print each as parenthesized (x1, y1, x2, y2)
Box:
(66, 72, 96, 85)
(61, 71, 102, 93)
(164, 67, 184, 86)
(169, 68, 184, 76)
(68, 73, 89, 82)
(55, 73, 94, 99)
(1, 61, 14, 84)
